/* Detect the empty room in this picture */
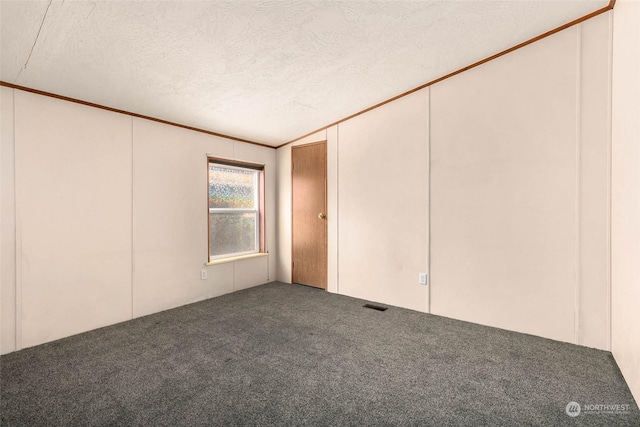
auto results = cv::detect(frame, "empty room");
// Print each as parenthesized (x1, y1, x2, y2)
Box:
(1, 0, 639, 425)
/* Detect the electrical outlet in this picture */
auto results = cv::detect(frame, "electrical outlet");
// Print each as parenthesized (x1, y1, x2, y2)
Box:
(419, 273, 427, 285)
(200, 269, 207, 280)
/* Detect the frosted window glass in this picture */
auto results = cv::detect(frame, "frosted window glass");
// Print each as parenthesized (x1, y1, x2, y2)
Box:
(209, 212, 257, 257)
(208, 162, 261, 259)
(208, 166, 256, 209)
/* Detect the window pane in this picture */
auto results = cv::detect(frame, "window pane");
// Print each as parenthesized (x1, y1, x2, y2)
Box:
(209, 212, 257, 257)
(209, 166, 256, 209)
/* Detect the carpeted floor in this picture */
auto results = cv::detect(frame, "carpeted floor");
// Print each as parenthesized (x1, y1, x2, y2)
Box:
(1, 282, 638, 426)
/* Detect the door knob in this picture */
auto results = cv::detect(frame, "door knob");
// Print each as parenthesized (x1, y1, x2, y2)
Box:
(318, 212, 326, 219)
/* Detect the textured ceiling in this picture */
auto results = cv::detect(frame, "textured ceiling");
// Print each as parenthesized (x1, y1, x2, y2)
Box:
(1, 0, 608, 146)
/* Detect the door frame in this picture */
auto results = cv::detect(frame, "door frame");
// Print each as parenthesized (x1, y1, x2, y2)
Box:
(291, 140, 328, 289)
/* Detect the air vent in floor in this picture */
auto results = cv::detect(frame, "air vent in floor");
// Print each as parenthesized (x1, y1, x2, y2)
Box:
(363, 303, 388, 311)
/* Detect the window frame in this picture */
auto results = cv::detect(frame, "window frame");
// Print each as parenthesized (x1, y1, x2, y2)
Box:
(207, 157, 266, 262)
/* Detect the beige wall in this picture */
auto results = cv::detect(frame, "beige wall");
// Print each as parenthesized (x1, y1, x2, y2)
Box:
(579, 14, 613, 350)
(132, 119, 276, 318)
(1, 90, 276, 353)
(1, 86, 16, 354)
(14, 91, 133, 349)
(275, 95, 430, 309)
(611, 0, 640, 402)
(276, 14, 612, 349)
(431, 26, 577, 344)
(1, 8, 623, 365)
(338, 90, 429, 312)
(431, 15, 612, 348)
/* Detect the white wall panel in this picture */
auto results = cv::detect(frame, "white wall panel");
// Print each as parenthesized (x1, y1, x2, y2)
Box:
(3, 90, 276, 352)
(326, 125, 339, 294)
(234, 255, 269, 291)
(578, 13, 612, 350)
(132, 119, 275, 318)
(132, 118, 229, 317)
(233, 140, 277, 284)
(1, 9, 618, 362)
(430, 28, 578, 343)
(338, 89, 429, 312)
(14, 91, 132, 348)
(611, 0, 640, 403)
(275, 146, 292, 283)
(1, 86, 16, 354)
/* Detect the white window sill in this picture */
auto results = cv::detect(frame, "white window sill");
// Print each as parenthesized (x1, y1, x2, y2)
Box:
(206, 252, 268, 266)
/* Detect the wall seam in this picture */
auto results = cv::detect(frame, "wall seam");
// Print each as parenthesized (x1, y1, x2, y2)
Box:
(267, 161, 270, 282)
(336, 124, 340, 295)
(130, 117, 135, 319)
(575, 24, 582, 346)
(427, 86, 432, 315)
(12, 89, 19, 351)
(607, 10, 614, 352)
(13, 90, 22, 350)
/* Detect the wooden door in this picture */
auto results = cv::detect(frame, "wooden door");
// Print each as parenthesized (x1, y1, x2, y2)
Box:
(292, 141, 327, 289)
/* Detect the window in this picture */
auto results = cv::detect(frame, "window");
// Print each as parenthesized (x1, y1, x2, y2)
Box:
(208, 158, 265, 261)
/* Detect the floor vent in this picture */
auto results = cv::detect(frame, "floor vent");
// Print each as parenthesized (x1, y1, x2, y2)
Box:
(363, 303, 388, 311)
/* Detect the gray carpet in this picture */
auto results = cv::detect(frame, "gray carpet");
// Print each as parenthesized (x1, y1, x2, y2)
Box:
(1, 282, 638, 426)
